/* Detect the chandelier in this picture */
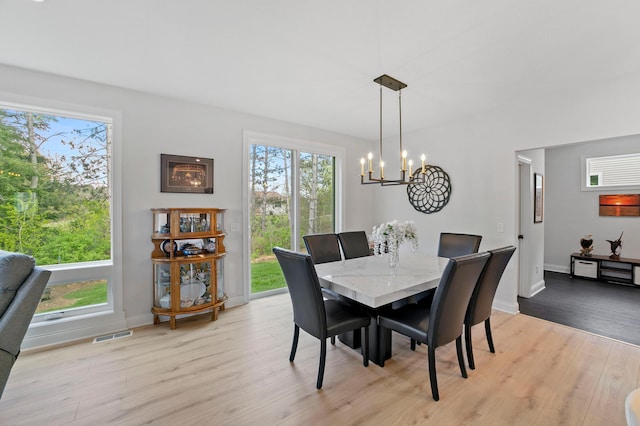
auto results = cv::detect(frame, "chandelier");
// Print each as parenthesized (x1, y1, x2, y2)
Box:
(360, 74, 426, 186)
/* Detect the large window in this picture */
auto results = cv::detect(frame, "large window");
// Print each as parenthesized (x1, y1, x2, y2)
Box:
(585, 153, 640, 189)
(244, 132, 342, 297)
(0, 103, 121, 337)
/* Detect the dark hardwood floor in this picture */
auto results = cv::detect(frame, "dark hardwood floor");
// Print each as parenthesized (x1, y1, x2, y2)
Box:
(518, 271, 640, 346)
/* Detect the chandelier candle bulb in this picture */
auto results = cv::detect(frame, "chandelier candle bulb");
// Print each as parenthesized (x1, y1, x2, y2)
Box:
(408, 160, 413, 176)
(360, 158, 365, 176)
(421, 154, 426, 173)
(402, 150, 407, 171)
(368, 152, 373, 172)
(380, 161, 384, 179)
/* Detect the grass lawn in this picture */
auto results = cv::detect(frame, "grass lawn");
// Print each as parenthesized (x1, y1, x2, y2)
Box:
(251, 257, 286, 293)
(37, 280, 107, 313)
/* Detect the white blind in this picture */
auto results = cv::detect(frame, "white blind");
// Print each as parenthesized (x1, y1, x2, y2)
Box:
(586, 153, 640, 187)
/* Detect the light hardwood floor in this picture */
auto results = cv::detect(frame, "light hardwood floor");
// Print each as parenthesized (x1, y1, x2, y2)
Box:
(1, 293, 638, 425)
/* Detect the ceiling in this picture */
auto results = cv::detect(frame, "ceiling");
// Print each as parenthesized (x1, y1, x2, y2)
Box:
(2, 0, 640, 141)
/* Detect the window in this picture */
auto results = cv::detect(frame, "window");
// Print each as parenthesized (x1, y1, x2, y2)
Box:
(243, 132, 343, 298)
(0, 101, 123, 346)
(584, 153, 640, 189)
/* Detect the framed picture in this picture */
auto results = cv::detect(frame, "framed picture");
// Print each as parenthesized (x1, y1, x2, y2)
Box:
(161, 154, 214, 194)
(534, 173, 543, 223)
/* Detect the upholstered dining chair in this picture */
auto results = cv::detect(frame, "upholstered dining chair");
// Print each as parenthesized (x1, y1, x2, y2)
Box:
(377, 252, 490, 401)
(303, 234, 342, 264)
(303, 233, 342, 300)
(464, 245, 516, 370)
(273, 247, 370, 389)
(438, 233, 483, 258)
(338, 231, 371, 260)
(410, 232, 483, 309)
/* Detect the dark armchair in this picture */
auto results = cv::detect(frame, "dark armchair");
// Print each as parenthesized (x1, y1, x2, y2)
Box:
(273, 247, 370, 389)
(377, 252, 490, 400)
(338, 231, 371, 260)
(438, 233, 482, 258)
(0, 251, 51, 398)
(464, 246, 516, 369)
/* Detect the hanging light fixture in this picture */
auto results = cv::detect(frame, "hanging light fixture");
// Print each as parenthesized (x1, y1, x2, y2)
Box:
(360, 74, 426, 186)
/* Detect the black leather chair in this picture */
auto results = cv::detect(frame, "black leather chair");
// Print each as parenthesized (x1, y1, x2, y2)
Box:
(411, 232, 483, 308)
(338, 231, 371, 260)
(303, 234, 342, 264)
(438, 233, 483, 258)
(377, 252, 490, 401)
(303, 233, 342, 300)
(464, 246, 516, 370)
(273, 247, 370, 389)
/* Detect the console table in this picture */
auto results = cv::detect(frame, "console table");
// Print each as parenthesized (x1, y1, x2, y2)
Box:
(570, 253, 640, 286)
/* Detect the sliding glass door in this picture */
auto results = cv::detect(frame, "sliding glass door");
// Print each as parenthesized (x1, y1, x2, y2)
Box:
(247, 135, 337, 296)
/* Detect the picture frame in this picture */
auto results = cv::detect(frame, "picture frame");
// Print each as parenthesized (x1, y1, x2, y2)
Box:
(161, 154, 214, 194)
(534, 173, 543, 223)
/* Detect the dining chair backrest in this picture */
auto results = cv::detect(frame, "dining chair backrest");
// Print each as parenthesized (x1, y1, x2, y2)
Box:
(273, 247, 326, 339)
(466, 246, 516, 327)
(437, 233, 482, 258)
(303, 233, 342, 264)
(338, 231, 371, 259)
(429, 252, 490, 348)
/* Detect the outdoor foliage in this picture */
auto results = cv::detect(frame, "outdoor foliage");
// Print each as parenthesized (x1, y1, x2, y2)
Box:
(0, 108, 111, 265)
(248, 145, 335, 293)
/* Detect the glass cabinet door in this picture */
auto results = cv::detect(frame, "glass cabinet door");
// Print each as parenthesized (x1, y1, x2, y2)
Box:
(153, 262, 172, 308)
(178, 259, 212, 308)
(176, 211, 212, 237)
(152, 210, 172, 236)
(216, 258, 225, 300)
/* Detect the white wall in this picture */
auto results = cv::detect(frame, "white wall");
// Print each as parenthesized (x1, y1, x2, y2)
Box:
(545, 134, 640, 272)
(4, 61, 640, 341)
(0, 64, 374, 339)
(372, 70, 640, 313)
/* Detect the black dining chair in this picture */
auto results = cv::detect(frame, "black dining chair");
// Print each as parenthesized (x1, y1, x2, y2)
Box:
(438, 233, 483, 258)
(272, 247, 370, 389)
(411, 232, 483, 309)
(338, 231, 371, 260)
(303, 233, 342, 300)
(303, 234, 342, 264)
(464, 245, 516, 370)
(377, 252, 490, 401)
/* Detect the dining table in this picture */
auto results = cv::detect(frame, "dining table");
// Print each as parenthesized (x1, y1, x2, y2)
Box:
(315, 252, 449, 366)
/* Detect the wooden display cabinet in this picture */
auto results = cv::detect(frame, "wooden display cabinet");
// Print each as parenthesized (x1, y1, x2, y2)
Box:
(151, 208, 226, 329)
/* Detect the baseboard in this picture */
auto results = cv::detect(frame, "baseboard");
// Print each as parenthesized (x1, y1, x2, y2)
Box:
(23, 311, 127, 350)
(545, 263, 570, 274)
(126, 295, 246, 330)
(493, 299, 519, 315)
(530, 279, 546, 297)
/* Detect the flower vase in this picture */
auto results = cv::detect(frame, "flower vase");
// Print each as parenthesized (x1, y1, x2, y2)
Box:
(388, 249, 399, 268)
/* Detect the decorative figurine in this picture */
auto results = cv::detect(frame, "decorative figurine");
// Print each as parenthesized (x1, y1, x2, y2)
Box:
(579, 235, 594, 256)
(606, 232, 623, 258)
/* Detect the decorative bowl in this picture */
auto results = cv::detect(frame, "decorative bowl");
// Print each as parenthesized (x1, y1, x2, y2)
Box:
(182, 246, 203, 256)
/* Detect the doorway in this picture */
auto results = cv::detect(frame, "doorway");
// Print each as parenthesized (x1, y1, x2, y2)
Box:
(517, 155, 533, 298)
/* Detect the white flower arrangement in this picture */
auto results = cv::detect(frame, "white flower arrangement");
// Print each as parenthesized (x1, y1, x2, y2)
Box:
(371, 220, 418, 264)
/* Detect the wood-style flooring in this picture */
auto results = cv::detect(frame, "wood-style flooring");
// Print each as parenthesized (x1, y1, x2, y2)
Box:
(519, 271, 640, 346)
(1, 293, 639, 425)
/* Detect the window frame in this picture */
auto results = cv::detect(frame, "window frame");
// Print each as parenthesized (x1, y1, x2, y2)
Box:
(242, 131, 345, 303)
(0, 98, 125, 349)
(582, 152, 640, 191)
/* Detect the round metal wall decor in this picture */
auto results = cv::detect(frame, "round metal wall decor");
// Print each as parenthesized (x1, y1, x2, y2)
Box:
(406, 165, 452, 214)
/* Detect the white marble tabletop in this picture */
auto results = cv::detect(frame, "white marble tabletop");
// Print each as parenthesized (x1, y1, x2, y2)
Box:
(315, 253, 450, 308)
